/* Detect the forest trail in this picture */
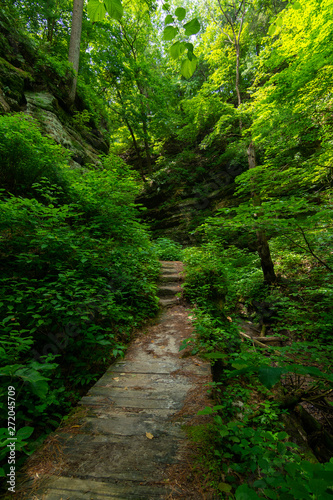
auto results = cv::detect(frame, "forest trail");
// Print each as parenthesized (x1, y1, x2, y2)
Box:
(24, 262, 212, 500)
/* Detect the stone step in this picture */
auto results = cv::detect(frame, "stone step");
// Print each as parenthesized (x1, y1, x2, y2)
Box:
(158, 297, 180, 308)
(157, 285, 182, 297)
(160, 270, 180, 276)
(159, 273, 183, 283)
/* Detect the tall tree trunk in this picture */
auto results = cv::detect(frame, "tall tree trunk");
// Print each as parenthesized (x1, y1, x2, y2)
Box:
(47, 18, 56, 43)
(235, 42, 241, 108)
(115, 85, 147, 180)
(68, 0, 84, 105)
(248, 142, 277, 284)
(216, 0, 244, 127)
(125, 118, 146, 181)
(138, 85, 152, 174)
(142, 118, 152, 174)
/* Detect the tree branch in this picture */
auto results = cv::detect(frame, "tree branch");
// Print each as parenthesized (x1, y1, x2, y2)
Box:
(283, 229, 333, 273)
(295, 223, 333, 272)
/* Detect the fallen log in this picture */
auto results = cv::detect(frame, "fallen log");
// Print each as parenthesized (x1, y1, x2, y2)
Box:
(239, 331, 283, 355)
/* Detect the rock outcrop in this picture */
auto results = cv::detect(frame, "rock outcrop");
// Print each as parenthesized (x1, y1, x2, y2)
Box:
(0, 8, 109, 167)
(137, 164, 244, 244)
(24, 91, 108, 168)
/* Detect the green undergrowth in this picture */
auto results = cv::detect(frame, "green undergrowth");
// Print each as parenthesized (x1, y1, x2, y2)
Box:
(0, 114, 160, 482)
(151, 237, 183, 261)
(182, 241, 333, 499)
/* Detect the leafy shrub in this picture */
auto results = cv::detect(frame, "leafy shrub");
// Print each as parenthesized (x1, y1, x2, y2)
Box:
(0, 114, 69, 195)
(0, 134, 160, 480)
(183, 244, 227, 310)
(152, 237, 183, 261)
(199, 408, 333, 500)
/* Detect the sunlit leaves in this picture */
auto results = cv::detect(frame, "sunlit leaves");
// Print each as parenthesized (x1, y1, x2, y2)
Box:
(163, 25, 178, 41)
(161, 5, 200, 78)
(104, 0, 123, 21)
(181, 54, 197, 78)
(162, 3, 170, 10)
(175, 7, 186, 21)
(185, 42, 194, 53)
(170, 41, 186, 60)
(87, 0, 107, 22)
(183, 18, 200, 36)
(164, 14, 174, 25)
(87, 0, 123, 22)
(268, 15, 283, 36)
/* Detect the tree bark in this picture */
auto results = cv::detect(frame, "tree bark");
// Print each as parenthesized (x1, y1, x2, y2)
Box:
(125, 118, 146, 181)
(138, 84, 152, 174)
(247, 142, 277, 285)
(216, 0, 244, 128)
(142, 118, 152, 174)
(235, 41, 241, 108)
(68, 0, 84, 105)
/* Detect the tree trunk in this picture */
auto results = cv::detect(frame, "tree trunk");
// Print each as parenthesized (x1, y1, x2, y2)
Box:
(68, 0, 84, 105)
(256, 229, 277, 285)
(47, 18, 56, 43)
(138, 84, 152, 174)
(235, 42, 241, 108)
(142, 119, 152, 174)
(125, 118, 146, 181)
(247, 142, 277, 285)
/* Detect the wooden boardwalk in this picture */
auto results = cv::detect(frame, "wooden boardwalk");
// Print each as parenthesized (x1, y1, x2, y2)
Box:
(21, 262, 211, 499)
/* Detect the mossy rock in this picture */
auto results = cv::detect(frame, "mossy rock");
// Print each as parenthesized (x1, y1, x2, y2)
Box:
(0, 58, 27, 107)
(24, 92, 104, 167)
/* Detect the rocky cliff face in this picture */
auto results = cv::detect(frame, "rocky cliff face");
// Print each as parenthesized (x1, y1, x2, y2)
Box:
(137, 163, 244, 244)
(24, 91, 108, 168)
(0, 10, 109, 167)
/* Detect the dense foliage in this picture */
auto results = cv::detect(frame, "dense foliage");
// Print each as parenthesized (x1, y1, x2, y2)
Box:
(0, 114, 159, 478)
(1, 0, 333, 496)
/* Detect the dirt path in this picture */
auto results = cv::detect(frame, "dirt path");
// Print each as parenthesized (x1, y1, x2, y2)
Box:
(20, 262, 212, 499)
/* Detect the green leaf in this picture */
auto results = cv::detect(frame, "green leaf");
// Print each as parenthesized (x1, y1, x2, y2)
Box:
(163, 26, 178, 41)
(104, 0, 123, 21)
(181, 55, 197, 79)
(87, 0, 107, 22)
(236, 484, 261, 500)
(31, 380, 49, 398)
(292, 1, 302, 8)
(185, 42, 194, 53)
(308, 478, 328, 495)
(219, 482, 232, 493)
(164, 14, 174, 25)
(170, 41, 186, 60)
(162, 3, 170, 10)
(277, 431, 288, 440)
(16, 426, 34, 440)
(175, 7, 186, 21)
(204, 352, 228, 360)
(197, 406, 213, 415)
(258, 367, 287, 389)
(183, 18, 200, 36)
(188, 49, 196, 61)
(15, 367, 50, 397)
